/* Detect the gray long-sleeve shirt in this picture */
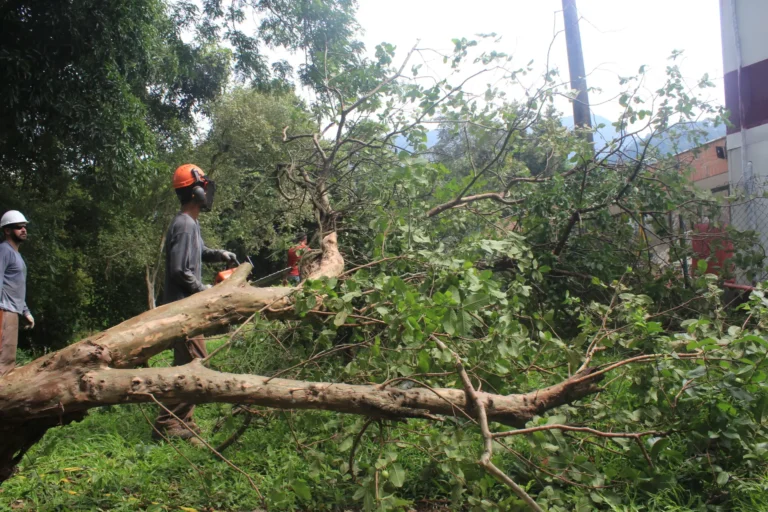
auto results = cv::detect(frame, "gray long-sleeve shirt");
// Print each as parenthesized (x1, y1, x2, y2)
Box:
(162, 213, 224, 305)
(0, 241, 30, 316)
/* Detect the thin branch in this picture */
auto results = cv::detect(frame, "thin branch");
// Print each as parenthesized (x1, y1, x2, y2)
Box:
(427, 193, 525, 217)
(265, 342, 370, 383)
(434, 337, 543, 511)
(204, 288, 301, 364)
(339, 255, 408, 278)
(348, 418, 375, 482)
(215, 409, 254, 453)
(492, 424, 666, 440)
(137, 393, 265, 505)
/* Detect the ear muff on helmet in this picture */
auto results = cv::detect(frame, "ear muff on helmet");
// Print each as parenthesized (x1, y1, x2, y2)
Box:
(191, 182, 216, 211)
(191, 185, 206, 203)
(190, 169, 216, 211)
(175, 166, 216, 211)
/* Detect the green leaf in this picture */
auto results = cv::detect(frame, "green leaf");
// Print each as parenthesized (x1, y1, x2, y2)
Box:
(735, 335, 768, 348)
(418, 350, 431, 373)
(645, 322, 663, 334)
(650, 438, 669, 460)
(457, 311, 472, 335)
(463, 292, 491, 311)
(352, 485, 367, 500)
(716, 471, 729, 485)
(443, 310, 457, 335)
(546, 414, 566, 425)
(389, 463, 406, 487)
(339, 437, 353, 452)
(342, 291, 361, 302)
(291, 479, 312, 501)
(334, 311, 349, 326)
(754, 394, 768, 424)
(686, 365, 707, 378)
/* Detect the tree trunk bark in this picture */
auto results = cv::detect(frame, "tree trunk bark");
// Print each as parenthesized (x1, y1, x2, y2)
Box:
(0, 358, 602, 425)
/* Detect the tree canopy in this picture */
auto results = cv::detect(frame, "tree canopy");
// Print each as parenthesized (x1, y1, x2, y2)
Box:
(3, 2, 768, 512)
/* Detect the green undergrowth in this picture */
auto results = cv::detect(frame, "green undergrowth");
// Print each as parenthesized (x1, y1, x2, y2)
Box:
(4, 333, 768, 511)
(1, 403, 445, 511)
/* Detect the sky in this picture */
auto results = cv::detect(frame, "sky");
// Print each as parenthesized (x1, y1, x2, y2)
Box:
(346, 0, 725, 121)
(215, 0, 725, 132)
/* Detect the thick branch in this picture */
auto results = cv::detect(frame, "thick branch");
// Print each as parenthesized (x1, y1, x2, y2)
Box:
(3, 233, 343, 382)
(0, 229, 606, 487)
(1, 228, 597, 426)
(427, 193, 525, 217)
(0, 361, 603, 426)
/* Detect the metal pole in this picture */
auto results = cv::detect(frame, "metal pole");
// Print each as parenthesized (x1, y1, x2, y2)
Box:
(562, 0, 593, 146)
(679, 214, 690, 288)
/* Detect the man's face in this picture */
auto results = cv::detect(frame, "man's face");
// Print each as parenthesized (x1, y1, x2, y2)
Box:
(5, 224, 27, 243)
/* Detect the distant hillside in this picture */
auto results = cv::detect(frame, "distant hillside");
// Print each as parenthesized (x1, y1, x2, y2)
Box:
(651, 121, 726, 155)
(396, 114, 725, 156)
(562, 114, 726, 156)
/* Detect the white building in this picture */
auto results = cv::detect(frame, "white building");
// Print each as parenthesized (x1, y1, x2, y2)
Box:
(720, 0, 768, 281)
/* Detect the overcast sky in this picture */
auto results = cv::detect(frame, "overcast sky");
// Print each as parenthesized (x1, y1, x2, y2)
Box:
(345, 0, 725, 121)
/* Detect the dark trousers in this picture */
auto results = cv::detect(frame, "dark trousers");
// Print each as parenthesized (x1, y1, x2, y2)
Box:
(154, 336, 207, 432)
(0, 310, 19, 377)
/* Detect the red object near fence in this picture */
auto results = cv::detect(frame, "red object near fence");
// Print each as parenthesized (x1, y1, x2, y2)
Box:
(691, 223, 734, 277)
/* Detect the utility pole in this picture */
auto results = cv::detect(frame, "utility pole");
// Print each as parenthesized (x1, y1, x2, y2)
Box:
(562, 0, 593, 145)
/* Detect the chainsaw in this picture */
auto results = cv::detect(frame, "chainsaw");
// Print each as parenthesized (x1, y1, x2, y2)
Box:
(214, 256, 292, 287)
(214, 255, 240, 285)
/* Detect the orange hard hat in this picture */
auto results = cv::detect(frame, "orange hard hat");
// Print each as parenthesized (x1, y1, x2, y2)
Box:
(173, 164, 206, 189)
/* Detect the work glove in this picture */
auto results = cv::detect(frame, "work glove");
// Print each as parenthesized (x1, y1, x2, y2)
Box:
(23, 313, 34, 330)
(221, 251, 239, 266)
(204, 284, 212, 290)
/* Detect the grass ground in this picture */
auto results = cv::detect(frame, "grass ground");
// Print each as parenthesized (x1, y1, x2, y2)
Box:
(0, 404, 433, 511)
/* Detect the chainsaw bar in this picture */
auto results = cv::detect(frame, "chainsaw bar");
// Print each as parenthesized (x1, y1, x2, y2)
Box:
(250, 267, 292, 287)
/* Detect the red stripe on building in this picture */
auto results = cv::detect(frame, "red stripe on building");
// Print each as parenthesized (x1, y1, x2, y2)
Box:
(724, 57, 768, 134)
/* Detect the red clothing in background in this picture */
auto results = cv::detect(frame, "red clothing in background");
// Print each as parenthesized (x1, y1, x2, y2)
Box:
(288, 242, 308, 276)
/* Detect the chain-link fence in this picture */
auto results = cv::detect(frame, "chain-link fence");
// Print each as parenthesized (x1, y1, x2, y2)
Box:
(721, 175, 768, 283)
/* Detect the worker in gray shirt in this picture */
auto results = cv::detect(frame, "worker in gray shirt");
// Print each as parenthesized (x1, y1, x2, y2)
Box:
(0, 210, 34, 377)
(153, 164, 237, 444)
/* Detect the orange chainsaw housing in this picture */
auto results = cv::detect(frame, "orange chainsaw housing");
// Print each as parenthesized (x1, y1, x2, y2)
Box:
(214, 268, 236, 285)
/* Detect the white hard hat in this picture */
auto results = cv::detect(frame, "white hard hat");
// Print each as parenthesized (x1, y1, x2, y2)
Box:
(0, 210, 29, 228)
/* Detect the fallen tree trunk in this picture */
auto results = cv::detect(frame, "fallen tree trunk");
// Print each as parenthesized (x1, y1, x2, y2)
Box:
(0, 359, 602, 425)
(0, 232, 602, 482)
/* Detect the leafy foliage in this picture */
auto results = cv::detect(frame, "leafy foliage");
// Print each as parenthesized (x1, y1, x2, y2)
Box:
(0, 0, 361, 347)
(5, 3, 768, 512)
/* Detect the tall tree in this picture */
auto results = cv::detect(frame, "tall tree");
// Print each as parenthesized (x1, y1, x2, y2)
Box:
(5, 33, 765, 512)
(0, 0, 363, 347)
